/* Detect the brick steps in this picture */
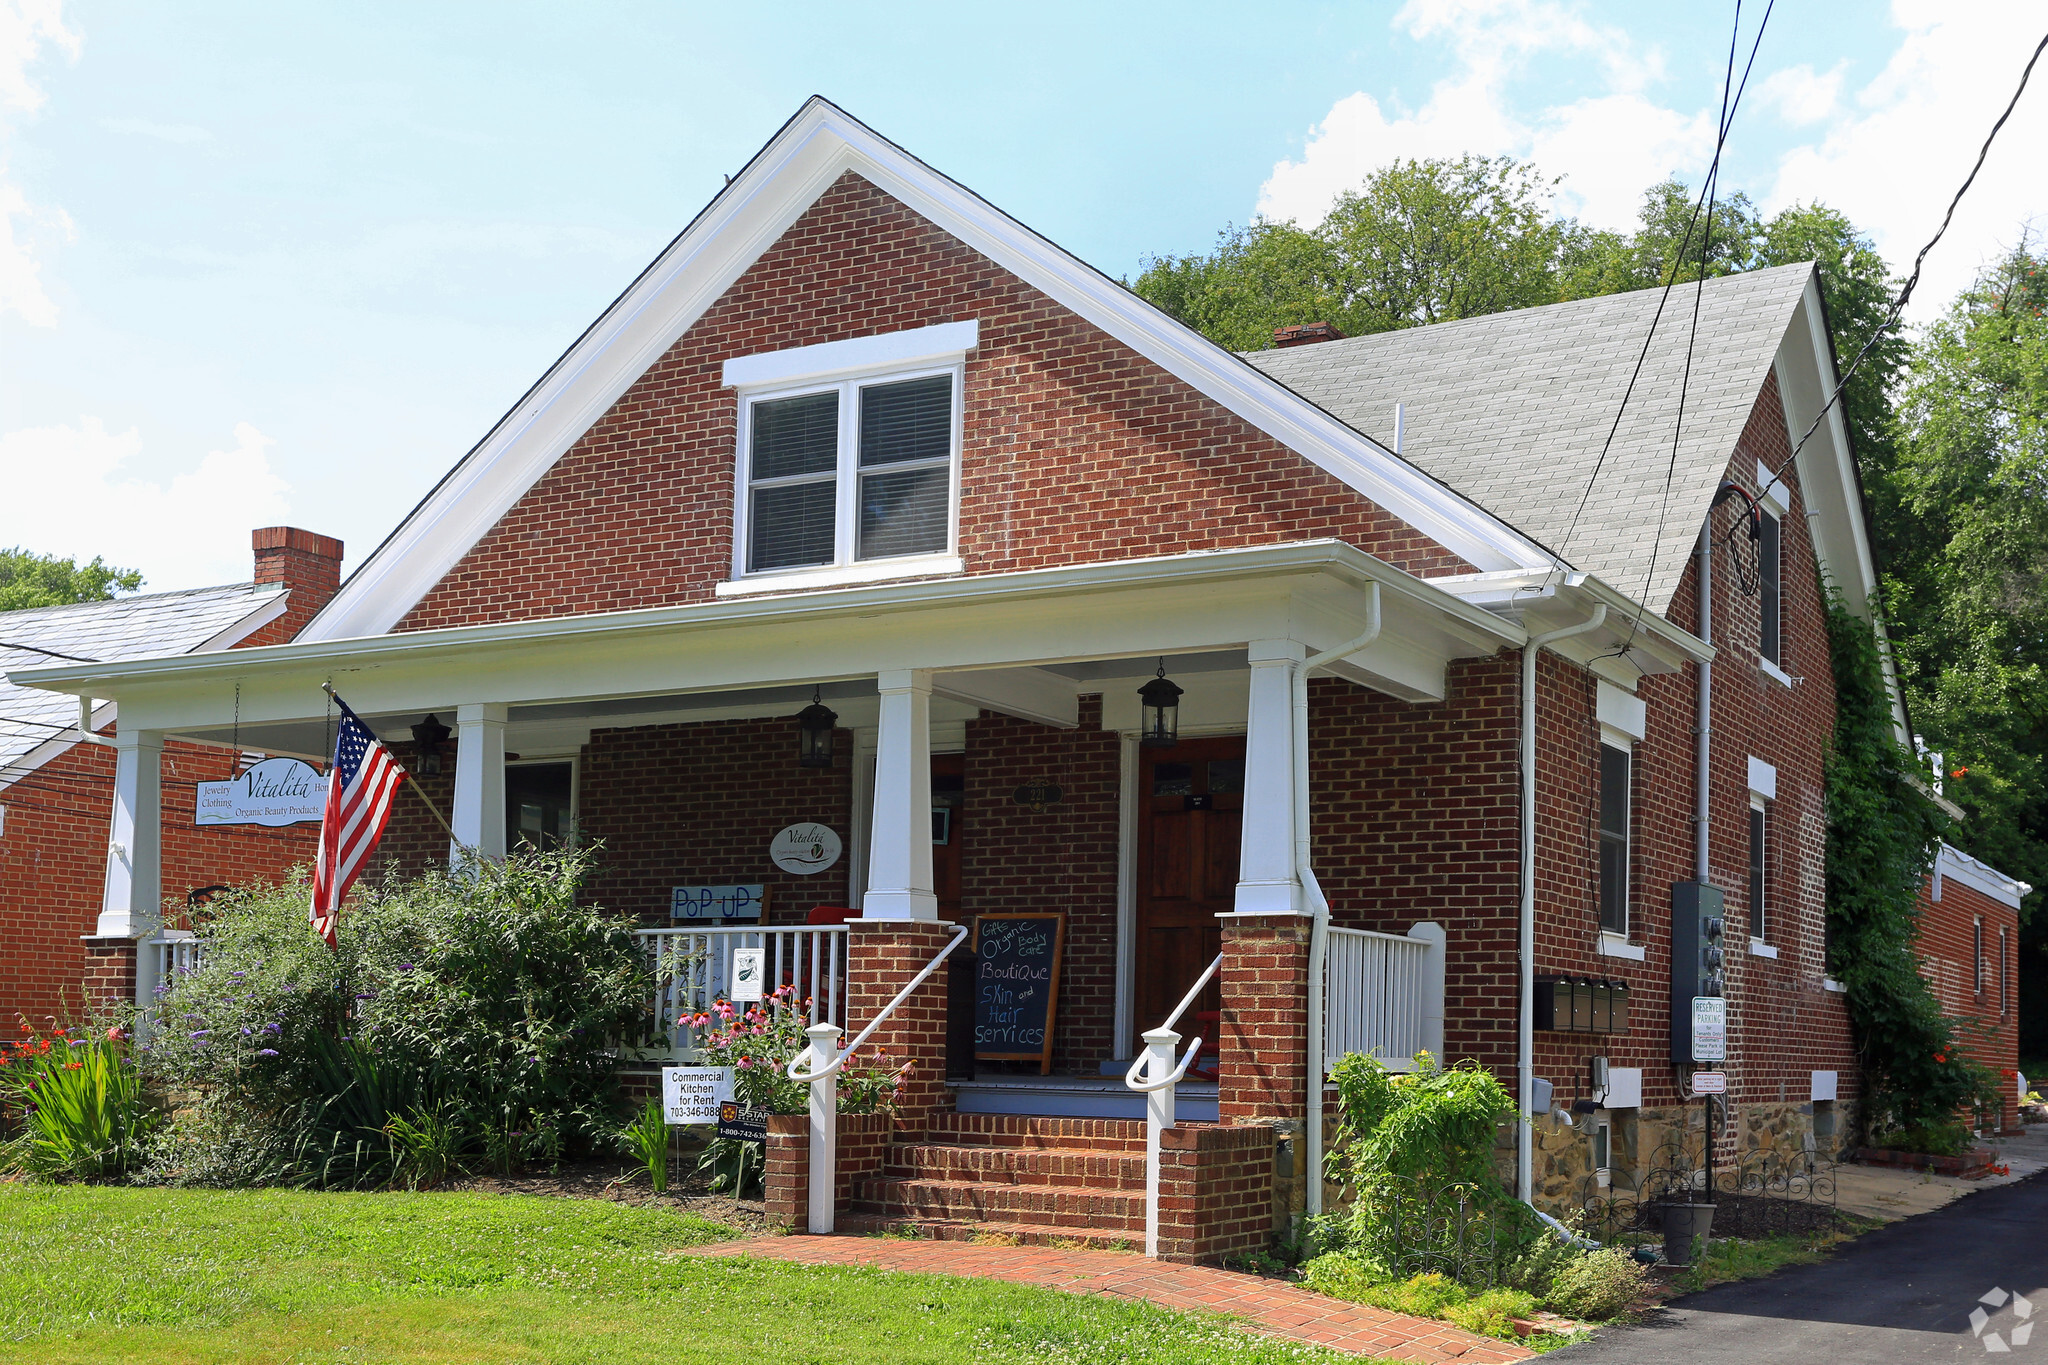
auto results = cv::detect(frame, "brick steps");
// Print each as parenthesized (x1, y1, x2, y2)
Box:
(836, 1213, 1139, 1252)
(926, 1112, 1150, 1151)
(887, 1142, 1147, 1186)
(856, 1176, 1147, 1231)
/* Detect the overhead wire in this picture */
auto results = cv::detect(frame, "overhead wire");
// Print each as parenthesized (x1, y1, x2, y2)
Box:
(1767, 29, 2048, 485)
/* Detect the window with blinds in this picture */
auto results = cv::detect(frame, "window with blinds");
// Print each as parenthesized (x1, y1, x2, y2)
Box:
(740, 368, 957, 575)
(1597, 742, 1631, 936)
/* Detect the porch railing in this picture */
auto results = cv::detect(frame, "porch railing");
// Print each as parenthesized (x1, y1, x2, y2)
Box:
(636, 925, 848, 1058)
(1123, 951, 1220, 1258)
(151, 928, 202, 985)
(1324, 922, 1446, 1072)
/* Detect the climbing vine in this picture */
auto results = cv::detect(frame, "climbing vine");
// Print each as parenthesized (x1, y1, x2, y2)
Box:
(1824, 596, 1996, 1135)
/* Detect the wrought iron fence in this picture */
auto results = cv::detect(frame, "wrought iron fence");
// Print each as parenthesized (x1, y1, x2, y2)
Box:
(1573, 1134, 1843, 1253)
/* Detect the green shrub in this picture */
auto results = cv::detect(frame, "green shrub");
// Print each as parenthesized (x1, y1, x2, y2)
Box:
(0, 1018, 158, 1179)
(144, 849, 650, 1187)
(1543, 1246, 1649, 1321)
(1869, 1119, 1974, 1156)
(1297, 1258, 1538, 1343)
(1443, 1286, 1539, 1339)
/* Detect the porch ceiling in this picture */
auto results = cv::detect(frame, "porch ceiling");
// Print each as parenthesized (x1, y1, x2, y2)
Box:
(10, 540, 1530, 737)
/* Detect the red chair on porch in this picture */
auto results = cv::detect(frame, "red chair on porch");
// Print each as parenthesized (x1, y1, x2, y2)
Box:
(806, 906, 858, 925)
(1189, 1009, 1221, 1081)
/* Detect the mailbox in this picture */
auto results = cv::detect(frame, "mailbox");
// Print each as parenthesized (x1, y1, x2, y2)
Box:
(1535, 976, 1630, 1035)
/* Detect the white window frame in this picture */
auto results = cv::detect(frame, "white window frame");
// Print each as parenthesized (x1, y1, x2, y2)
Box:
(1756, 461, 1790, 684)
(505, 755, 580, 850)
(1596, 727, 1635, 947)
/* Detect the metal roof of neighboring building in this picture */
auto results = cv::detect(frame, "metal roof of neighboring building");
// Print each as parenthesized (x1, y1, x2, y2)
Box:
(1246, 262, 1819, 614)
(0, 583, 284, 783)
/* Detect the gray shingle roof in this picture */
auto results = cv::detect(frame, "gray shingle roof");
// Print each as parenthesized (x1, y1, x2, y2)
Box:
(0, 583, 283, 781)
(1246, 262, 1817, 613)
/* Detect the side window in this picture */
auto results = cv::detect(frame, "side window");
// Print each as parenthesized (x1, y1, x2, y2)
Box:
(1598, 741, 1631, 936)
(1759, 509, 1782, 667)
(1748, 799, 1769, 941)
(1975, 917, 1985, 996)
(506, 761, 575, 851)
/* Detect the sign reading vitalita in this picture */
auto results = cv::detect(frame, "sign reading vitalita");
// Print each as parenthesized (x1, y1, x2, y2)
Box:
(195, 758, 325, 827)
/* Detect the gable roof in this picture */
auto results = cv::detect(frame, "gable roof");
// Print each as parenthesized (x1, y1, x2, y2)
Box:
(0, 583, 286, 788)
(1247, 264, 1819, 615)
(302, 97, 1562, 642)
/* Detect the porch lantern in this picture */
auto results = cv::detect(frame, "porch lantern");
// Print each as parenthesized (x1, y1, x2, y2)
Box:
(796, 688, 838, 768)
(1137, 660, 1183, 750)
(409, 713, 451, 775)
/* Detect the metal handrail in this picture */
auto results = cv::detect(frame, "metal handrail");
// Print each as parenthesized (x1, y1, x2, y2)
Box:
(1123, 952, 1221, 1091)
(788, 922, 969, 1082)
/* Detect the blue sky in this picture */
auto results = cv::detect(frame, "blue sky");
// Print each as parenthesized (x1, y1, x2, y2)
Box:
(1, 1, 2042, 591)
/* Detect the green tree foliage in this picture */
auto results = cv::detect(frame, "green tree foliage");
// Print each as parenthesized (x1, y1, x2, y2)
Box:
(1822, 596, 2000, 1133)
(0, 547, 143, 612)
(1879, 245, 2048, 1048)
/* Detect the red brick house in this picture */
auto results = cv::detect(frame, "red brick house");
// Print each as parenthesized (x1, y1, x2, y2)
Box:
(9, 100, 1936, 1255)
(0, 529, 341, 1028)
(1917, 843, 2030, 1131)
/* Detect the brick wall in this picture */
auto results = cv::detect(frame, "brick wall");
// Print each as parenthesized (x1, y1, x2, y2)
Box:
(0, 735, 319, 1028)
(1915, 868, 2021, 1128)
(394, 171, 1472, 634)
(962, 695, 1120, 1071)
(1155, 1123, 1276, 1263)
(1217, 919, 1311, 1124)
(764, 1110, 892, 1233)
(846, 919, 957, 1137)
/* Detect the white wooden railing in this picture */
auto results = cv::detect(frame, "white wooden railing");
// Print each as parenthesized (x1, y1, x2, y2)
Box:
(1324, 922, 1446, 1072)
(637, 925, 848, 1058)
(151, 928, 202, 985)
(1124, 952, 1220, 1258)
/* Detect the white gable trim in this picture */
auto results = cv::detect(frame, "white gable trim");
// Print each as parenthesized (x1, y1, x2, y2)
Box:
(723, 319, 978, 388)
(1935, 842, 2033, 910)
(304, 99, 1557, 642)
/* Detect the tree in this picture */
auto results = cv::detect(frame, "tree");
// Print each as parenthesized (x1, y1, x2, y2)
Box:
(0, 548, 144, 612)
(1129, 154, 1569, 347)
(1882, 246, 2048, 1053)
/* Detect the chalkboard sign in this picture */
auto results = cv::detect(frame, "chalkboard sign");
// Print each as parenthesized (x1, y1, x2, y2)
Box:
(971, 913, 1064, 1074)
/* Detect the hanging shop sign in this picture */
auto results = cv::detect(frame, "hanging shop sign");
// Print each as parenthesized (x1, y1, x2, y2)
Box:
(1011, 779, 1064, 814)
(195, 757, 325, 827)
(661, 1065, 732, 1125)
(1691, 997, 1727, 1062)
(670, 884, 767, 922)
(769, 822, 842, 875)
(1691, 1070, 1727, 1096)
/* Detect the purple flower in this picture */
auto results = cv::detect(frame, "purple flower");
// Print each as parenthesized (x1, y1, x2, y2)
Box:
(189, 1030, 210, 1039)
(242, 1027, 253, 1037)
(353, 992, 376, 1000)
(396, 962, 415, 971)
(264, 1022, 282, 1035)
(68, 1038, 87, 1047)
(256, 1048, 279, 1057)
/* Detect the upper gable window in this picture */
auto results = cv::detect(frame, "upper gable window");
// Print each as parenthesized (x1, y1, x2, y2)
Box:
(722, 322, 975, 594)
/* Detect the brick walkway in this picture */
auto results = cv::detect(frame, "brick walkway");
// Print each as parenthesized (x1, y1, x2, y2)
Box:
(685, 1235, 1533, 1362)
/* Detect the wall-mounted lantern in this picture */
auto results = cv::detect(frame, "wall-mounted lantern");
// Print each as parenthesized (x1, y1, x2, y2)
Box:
(1137, 659, 1183, 750)
(410, 714, 451, 775)
(796, 688, 838, 769)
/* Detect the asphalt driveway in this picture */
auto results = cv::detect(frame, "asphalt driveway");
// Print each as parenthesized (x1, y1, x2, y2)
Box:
(1553, 1171, 2048, 1362)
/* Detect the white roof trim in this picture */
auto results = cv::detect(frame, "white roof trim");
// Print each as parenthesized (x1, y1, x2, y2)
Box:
(303, 98, 1556, 643)
(1935, 842, 2033, 910)
(723, 318, 978, 388)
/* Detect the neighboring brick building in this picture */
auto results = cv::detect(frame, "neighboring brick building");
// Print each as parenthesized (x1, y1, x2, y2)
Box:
(9, 100, 1999, 1256)
(1917, 844, 2031, 1131)
(0, 530, 340, 1026)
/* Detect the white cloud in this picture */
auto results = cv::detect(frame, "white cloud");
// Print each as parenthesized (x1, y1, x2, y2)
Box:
(0, 418, 293, 590)
(1257, 0, 1712, 231)
(1755, 63, 1844, 127)
(99, 115, 210, 144)
(0, 0, 78, 328)
(1764, 1, 2048, 319)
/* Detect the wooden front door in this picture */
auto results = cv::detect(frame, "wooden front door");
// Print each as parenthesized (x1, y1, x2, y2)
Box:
(1134, 735, 1245, 1037)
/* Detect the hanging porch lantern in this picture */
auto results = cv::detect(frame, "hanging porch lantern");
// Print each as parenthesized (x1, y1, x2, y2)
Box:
(409, 713, 451, 775)
(796, 688, 839, 768)
(1137, 659, 1183, 750)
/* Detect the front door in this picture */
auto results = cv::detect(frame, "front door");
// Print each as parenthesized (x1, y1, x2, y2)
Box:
(1134, 735, 1244, 1040)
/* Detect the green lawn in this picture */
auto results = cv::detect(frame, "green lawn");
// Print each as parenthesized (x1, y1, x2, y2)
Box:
(0, 1186, 1355, 1364)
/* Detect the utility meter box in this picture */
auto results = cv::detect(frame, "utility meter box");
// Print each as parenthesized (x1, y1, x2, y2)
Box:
(1671, 881, 1727, 1063)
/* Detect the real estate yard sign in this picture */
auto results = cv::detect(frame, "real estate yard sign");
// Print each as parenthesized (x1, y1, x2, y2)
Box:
(661, 1066, 731, 1125)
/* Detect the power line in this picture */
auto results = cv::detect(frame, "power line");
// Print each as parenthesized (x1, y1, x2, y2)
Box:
(1769, 28, 2048, 484)
(0, 640, 99, 663)
(1549, 0, 1774, 584)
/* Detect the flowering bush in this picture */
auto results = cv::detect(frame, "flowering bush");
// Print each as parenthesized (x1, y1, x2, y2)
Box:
(144, 848, 650, 1187)
(0, 1016, 158, 1179)
(682, 985, 907, 1115)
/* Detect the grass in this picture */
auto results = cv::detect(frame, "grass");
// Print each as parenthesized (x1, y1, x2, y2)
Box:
(1674, 1219, 1875, 1294)
(0, 1185, 1366, 1364)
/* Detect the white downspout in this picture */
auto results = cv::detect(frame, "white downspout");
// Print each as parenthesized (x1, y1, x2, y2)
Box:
(1518, 603, 1607, 1204)
(75, 696, 116, 748)
(1297, 582, 1382, 1219)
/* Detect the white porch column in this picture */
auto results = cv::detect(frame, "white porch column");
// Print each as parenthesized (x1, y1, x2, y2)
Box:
(451, 703, 509, 865)
(1236, 640, 1306, 915)
(97, 728, 163, 938)
(863, 669, 938, 920)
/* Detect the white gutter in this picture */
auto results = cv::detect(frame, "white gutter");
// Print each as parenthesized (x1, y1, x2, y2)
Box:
(1517, 603, 1606, 1204)
(1296, 582, 1383, 1219)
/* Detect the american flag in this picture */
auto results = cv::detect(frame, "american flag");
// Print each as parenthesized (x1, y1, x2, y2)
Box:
(310, 694, 406, 948)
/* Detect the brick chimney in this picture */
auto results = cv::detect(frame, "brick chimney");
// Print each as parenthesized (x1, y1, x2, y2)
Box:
(1272, 321, 1346, 348)
(248, 527, 344, 644)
